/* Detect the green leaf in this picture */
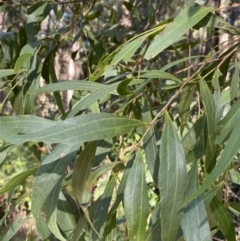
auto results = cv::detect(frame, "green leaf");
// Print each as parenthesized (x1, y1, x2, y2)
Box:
(110, 25, 164, 66)
(0, 113, 147, 145)
(23, 54, 42, 114)
(67, 83, 119, 117)
(212, 70, 222, 123)
(0, 144, 14, 165)
(2, 216, 27, 241)
(36, 215, 50, 240)
(146, 203, 161, 241)
(32, 144, 79, 240)
(229, 168, 240, 185)
(179, 84, 196, 134)
(14, 53, 34, 73)
(230, 65, 240, 100)
(124, 150, 149, 241)
(182, 115, 205, 155)
(42, 52, 65, 117)
(210, 197, 236, 241)
(216, 99, 240, 144)
(181, 162, 212, 241)
(0, 115, 55, 134)
(110, 35, 144, 65)
(139, 70, 182, 83)
(160, 56, 204, 71)
(104, 156, 134, 238)
(159, 113, 187, 241)
(104, 212, 117, 241)
(203, 183, 224, 207)
(146, 221, 161, 241)
(91, 175, 115, 240)
(84, 29, 105, 59)
(26, 2, 51, 42)
(72, 141, 98, 205)
(57, 192, 76, 240)
(193, 12, 240, 35)
(0, 69, 14, 78)
(144, 3, 212, 59)
(28, 80, 109, 95)
(228, 202, 240, 215)
(142, 99, 159, 184)
(70, 198, 99, 241)
(85, 11, 101, 21)
(187, 122, 240, 203)
(0, 166, 39, 195)
(117, 79, 134, 96)
(200, 76, 218, 172)
(199, 77, 216, 140)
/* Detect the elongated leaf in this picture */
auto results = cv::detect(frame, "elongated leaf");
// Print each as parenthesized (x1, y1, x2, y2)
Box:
(67, 83, 119, 117)
(36, 215, 50, 240)
(14, 53, 34, 73)
(182, 115, 205, 154)
(142, 99, 159, 184)
(229, 168, 240, 185)
(139, 70, 182, 83)
(2, 216, 27, 241)
(124, 150, 149, 241)
(216, 99, 240, 144)
(203, 183, 224, 207)
(72, 141, 98, 205)
(159, 113, 187, 241)
(91, 176, 115, 240)
(28, 80, 110, 95)
(210, 197, 235, 241)
(84, 29, 105, 59)
(0, 113, 147, 145)
(230, 65, 240, 100)
(93, 139, 113, 166)
(32, 144, 79, 240)
(73, 162, 121, 238)
(42, 52, 65, 117)
(0, 69, 14, 78)
(144, 3, 212, 59)
(104, 156, 134, 239)
(199, 77, 216, 140)
(110, 27, 163, 66)
(212, 70, 222, 123)
(70, 197, 99, 241)
(146, 203, 161, 241)
(26, 2, 51, 42)
(200, 77, 218, 172)
(187, 122, 240, 203)
(179, 84, 196, 134)
(228, 202, 240, 214)
(57, 192, 76, 240)
(48, 207, 66, 241)
(159, 56, 204, 71)
(0, 144, 14, 165)
(0, 115, 55, 133)
(0, 166, 38, 195)
(181, 162, 212, 241)
(193, 11, 240, 35)
(104, 212, 117, 241)
(43, 145, 79, 241)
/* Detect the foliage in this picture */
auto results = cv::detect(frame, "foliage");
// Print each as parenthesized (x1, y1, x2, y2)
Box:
(1, 0, 240, 240)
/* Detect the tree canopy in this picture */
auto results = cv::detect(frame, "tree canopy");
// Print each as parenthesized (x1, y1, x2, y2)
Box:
(1, 0, 240, 240)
